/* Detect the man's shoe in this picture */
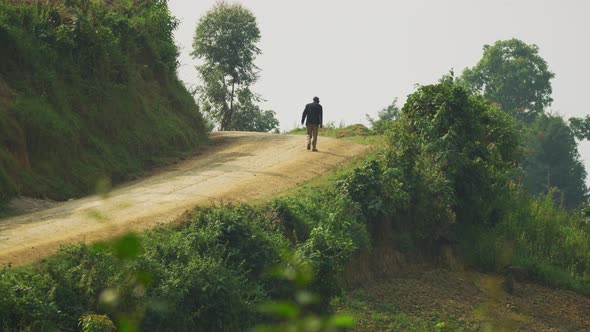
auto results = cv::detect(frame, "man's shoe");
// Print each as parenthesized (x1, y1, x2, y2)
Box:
(312, 149, 318, 152)
(307, 143, 311, 150)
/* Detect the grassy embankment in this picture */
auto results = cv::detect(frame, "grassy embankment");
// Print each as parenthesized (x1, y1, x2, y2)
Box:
(0, 0, 208, 210)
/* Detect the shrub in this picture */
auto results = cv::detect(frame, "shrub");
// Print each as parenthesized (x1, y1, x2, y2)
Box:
(382, 75, 520, 246)
(285, 191, 370, 306)
(143, 255, 266, 331)
(0, 267, 61, 331)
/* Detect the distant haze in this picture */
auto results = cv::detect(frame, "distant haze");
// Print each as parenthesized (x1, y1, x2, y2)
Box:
(169, 0, 590, 178)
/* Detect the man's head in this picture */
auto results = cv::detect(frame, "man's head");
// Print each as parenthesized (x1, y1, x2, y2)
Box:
(313, 96, 320, 103)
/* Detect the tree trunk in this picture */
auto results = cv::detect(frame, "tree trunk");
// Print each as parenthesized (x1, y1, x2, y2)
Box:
(228, 82, 235, 130)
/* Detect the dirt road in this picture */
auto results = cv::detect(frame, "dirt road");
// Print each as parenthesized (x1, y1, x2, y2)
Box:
(0, 132, 368, 266)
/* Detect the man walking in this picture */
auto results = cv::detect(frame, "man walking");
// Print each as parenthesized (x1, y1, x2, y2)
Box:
(301, 96, 323, 151)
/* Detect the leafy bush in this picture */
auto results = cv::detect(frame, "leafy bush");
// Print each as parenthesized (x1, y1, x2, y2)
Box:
(188, 205, 289, 277)
(272, 190, 369, 307)
(143, 254, 266, 331)
(0, 267, 61, 331)
(337, 158, 407, 221)
(381, 75, 520, 246)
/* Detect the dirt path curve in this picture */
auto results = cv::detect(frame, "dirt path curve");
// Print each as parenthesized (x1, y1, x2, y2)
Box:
(0, 132, 368, 266)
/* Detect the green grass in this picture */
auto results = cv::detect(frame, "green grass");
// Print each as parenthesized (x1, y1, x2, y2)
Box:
(288, 123, 375, 139)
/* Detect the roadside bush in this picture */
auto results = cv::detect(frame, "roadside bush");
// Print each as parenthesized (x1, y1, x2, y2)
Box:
(137, 205, 290, 330)
(268, 199, 312, 244)
(0, 205, 288, 331)
(337, 159, 391, 220)
(143, 255, 266, 331)
(43, 244, 125, 326)
(188, 205, 289, 277)
(272, 190, 369, 306)
(0, 267, 60, 331)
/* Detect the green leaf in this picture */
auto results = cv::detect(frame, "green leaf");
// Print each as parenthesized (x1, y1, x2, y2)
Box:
(257, 301, 299, 319)
(326, 314, 355, 327)
(113, 233, 142, 260)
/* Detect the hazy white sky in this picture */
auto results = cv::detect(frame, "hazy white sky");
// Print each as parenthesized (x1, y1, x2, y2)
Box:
(168, 0, 590, 172)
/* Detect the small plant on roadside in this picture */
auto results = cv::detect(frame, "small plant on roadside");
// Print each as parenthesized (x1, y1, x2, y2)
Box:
(79, 314, 116, 332)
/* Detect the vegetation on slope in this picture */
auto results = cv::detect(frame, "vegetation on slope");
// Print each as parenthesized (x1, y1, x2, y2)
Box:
(0, 0, 208, 206)
(0, 185, 370, 331)
(2, 76, 589, 331)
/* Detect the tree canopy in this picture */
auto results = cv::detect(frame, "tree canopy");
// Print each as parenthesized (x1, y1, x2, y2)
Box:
(569, 116, 590, 141)
(231, 90, 279, 132)
(192, 3, 278, 131)
(461, 39, 555, 122)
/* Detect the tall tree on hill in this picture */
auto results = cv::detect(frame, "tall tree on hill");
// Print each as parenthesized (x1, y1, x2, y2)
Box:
(522, 114, 587, 208)
(461, 39, 555, 123)
(192, 3, 277, 131)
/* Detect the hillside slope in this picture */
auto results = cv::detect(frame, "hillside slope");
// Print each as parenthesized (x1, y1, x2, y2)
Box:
(0, 0, 207, 206)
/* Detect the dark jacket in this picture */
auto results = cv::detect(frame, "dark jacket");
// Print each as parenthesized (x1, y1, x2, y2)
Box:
(301, 102, 323, 126)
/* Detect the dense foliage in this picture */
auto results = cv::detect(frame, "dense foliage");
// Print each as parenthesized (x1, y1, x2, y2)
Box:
(0, 0, 207, 206)
(384, 76, 520, 243)
(229, 90, 280, 132)
(384, 77, 590, 293)
(459, 189, 590, 293)
(569, 115, 590, 141)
